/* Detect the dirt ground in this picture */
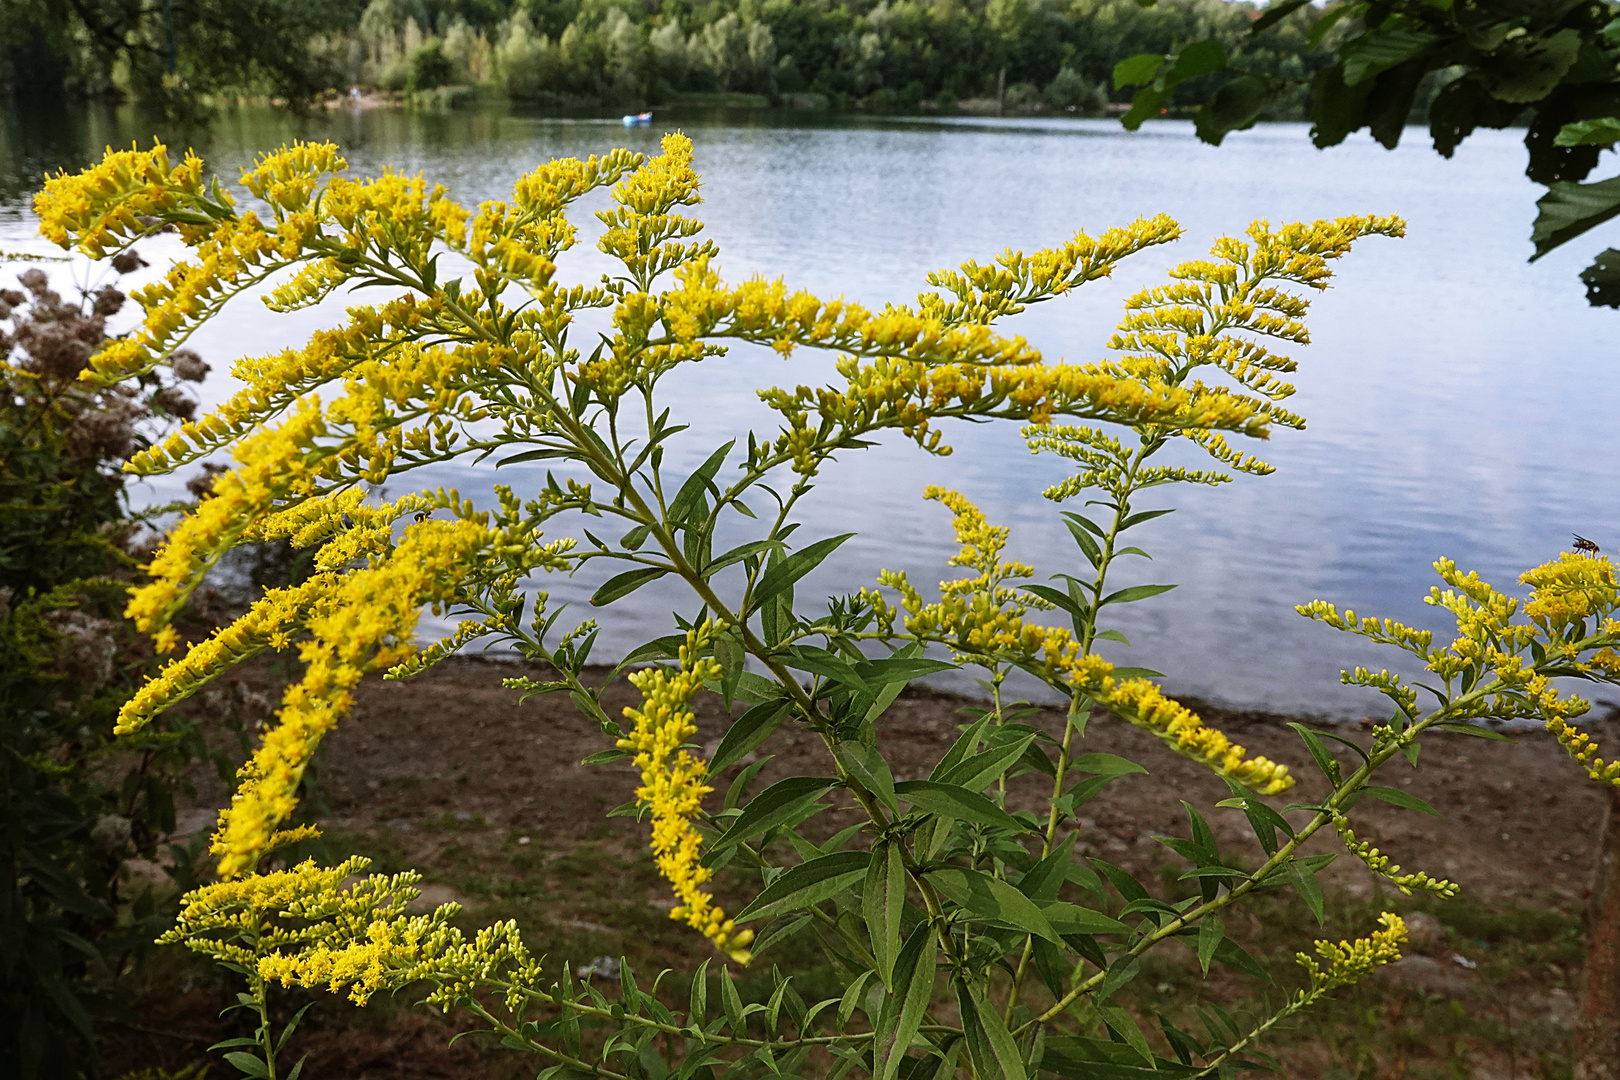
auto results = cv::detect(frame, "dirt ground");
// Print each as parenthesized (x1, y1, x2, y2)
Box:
(102, 656, 1617, 1080)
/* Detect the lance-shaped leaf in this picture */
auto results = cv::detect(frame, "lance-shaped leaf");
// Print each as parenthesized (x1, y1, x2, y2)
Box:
(749, 533, 853, 611)
(957, 978, 1028, 1080)
(925, 866, 1062, 943)
(734, 850, 870, 923)
(872, 925, 938, 1080)
(708, 698, 791, 774)
(591, 566, 669, 606)
(935, 732, 1036, 793)
(894, 780, 1026, 833)
(668, 440, 734, 525)
(862, 840, 905, 983)
(705, 776, 839, 860)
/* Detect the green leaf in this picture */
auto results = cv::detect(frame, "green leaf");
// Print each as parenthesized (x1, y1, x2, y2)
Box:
(1019, 832, 1079, 901)
(1195, 74, 1284, 146)
(752, 914, 814, 958)
(709, 699, 791, 774)
(1041, 901, 1129, 935)
(689, 959, 710, 1025)
(1307, 1, 1356, 46)
(1249, 0, 1310, 33)
(874, 926, 938, 1080)
(707, 777, 838, 859)
(1073, 753, 1148, 777)
(895, 780, 1026, 833)
(734, 851, 870, 923)
(1113, 52, 1165, 89)
(854, 655, 956, 686)
(837, 968, 876, 1030)
(1164, 40, 1226, 87)
(1289, 860, 1325, 926)
(1097, 955, 1140, 1002)
(1488, 29, 1582, 104)
(863, 841, 905, 984)
(495, 446, 571, 466)
(1212, 937, 1271, 981)
(716, 633, 745, 708)
(620, 634, 687, 665)
(721, 967, 745, 1033)
(591, 566, 668, 606)
(751, 534, 854, 610)
(707, 538, 779, 575)
(841, 742, 899, 815)
(1097, 1004, 1155, 1068)
(958, 979, 1029, 1080)
(1433, 721, 1515, 741)
(925, 867, 1062, 943)
(1100, 583, 1177, 607)
(1121, 86, 1167, 130)
(1556, 117, 1620, 147)
(936, 733, 1037, 793)
(930, 715, 993, 780)
(724, 754, 775, 811)
(669, 441, 734, 525)
(1363, 785, 1442, 816)
(1043, 1036, 1199, 1078)
(1288, 722, 1342, 785)
(1532, 174, 1620, 259)
(1197, 912, 1224, 975)
(1340, 28, 1438, 86)
(224, 1053, 271, 1079)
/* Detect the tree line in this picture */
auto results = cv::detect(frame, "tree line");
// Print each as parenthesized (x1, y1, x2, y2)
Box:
(2, 0, 1343, 116)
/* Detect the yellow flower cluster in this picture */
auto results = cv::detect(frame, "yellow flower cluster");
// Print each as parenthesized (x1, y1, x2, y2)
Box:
(34, 140, 212, 255)
(207, 518, 493, 878)
(163, 852, 464, 1006)
(259, 905, 459, 1006)
(1306, 552, 1620, 787)
(1078, 673, 1294, 795)
(868, 487, 1083, 675)
(1296, 912, 1407, 992)
(596, 133, 715, 288)
(1521, 551, 1620, 630)
(1024, 216, 1400, 506)
(616, 624, 752, 963)
(917, 215, 1184, 327)
(1331, 812, 1457, 898)
(126, 399, 333, 649)
(871, 491, 1292, 794)
(116, 571, 339, 733)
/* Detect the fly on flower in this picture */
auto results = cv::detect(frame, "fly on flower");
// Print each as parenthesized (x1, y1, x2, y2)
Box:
(1574, 533, 1600, 556)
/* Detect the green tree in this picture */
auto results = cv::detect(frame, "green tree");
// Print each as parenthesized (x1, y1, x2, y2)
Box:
(1, 0, 366, 108)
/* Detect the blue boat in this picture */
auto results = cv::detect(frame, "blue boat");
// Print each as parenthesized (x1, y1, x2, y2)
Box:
(622, 112, 653, 126)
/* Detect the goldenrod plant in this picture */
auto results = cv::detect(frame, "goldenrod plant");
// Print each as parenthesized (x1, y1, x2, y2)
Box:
(35, 135, 1620, 1079)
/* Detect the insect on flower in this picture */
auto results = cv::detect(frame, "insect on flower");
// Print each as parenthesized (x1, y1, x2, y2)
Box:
(1574, 534, 1601, 556)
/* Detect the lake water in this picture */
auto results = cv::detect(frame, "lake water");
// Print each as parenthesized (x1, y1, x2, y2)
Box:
(4, 101, 1616, 718)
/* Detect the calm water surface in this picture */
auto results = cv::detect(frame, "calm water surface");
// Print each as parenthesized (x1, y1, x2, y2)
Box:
(4, 103, 1613, 716)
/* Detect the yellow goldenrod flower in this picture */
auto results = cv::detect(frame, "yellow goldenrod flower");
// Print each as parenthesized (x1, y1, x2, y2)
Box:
(1331, 812, 1457, 898)
(615, 623, 752, 963)
(1296, 912, 1407, 992)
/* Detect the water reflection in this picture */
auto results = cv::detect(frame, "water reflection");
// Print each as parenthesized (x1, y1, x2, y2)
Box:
(3, 103, 1613, 717)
